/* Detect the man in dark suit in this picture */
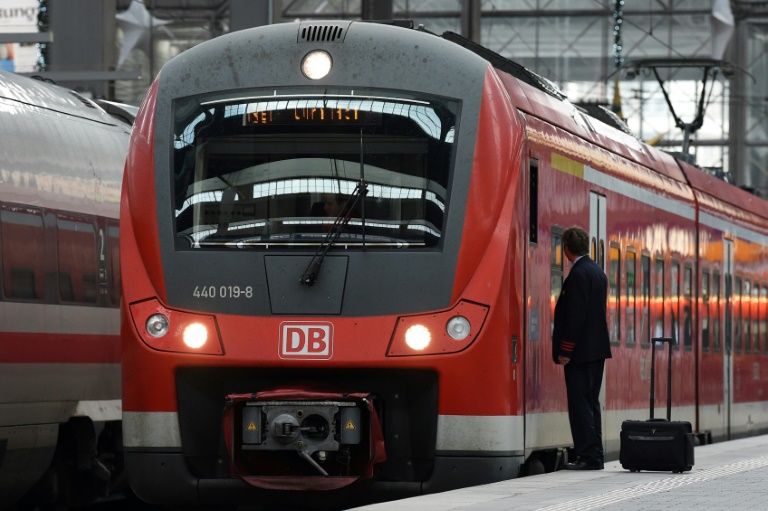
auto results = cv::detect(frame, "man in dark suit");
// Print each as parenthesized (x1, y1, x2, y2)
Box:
(552, 226, 612, 470)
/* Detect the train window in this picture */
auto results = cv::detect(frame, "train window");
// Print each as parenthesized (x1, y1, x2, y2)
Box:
(171, 90, 457, 250)
(670, 261, 680, 349)
(626, 249, 636, 347)
(57, 214, 98, 304)
(751, 283, 759, 355)
(654, 257, 664, 340)
(550, 226, 564, 339)
(640, 253, 651, 348)
(529, 159, 538, 244)
(744, 280, 751, 354)
(702, 270, 710, 353)
(734, 277, 742, 354)
(108, 224, 120, 306)
(598, 240, 605, 270)
(590, 238, 596, 261)
(713, 271, 721, 353)
(609, 243, 620, 346)
(1, 205, 44, 301)
(683, 264, 692, 351)
(758, 286, 768, 354)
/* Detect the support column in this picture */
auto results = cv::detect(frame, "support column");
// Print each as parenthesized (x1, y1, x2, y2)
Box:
(229, 0, 272, 32)
(362, 0, 393, 20)
(46, 0, 117, 98)
(461, 0, 482, 43)
(728, 17, 747, 187)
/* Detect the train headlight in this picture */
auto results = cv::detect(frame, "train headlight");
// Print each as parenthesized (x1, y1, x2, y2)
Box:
(405, 324, 431, 351)
(446, 316, 471, 340)
(183, 323, 208, 349)
(387, 301, 489, 357)
(130, 299, 223, 355)
(301, 50, 332, 80)
(146, 314, 169, 337)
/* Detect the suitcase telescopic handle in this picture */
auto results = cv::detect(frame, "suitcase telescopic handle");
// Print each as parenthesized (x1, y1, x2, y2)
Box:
(650, 337, 674, 421)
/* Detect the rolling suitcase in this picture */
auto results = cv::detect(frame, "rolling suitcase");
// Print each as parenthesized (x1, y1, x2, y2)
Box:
(619, 337, 695, 473)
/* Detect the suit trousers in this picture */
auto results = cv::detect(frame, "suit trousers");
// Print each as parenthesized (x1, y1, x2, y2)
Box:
(564, 359, 605, 461)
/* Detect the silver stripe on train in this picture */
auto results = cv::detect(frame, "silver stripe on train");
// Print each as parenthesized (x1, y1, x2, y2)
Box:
(74, 399, 122, 422)
(584, 165, 768, 243)
(699, 211, 767, 245)
(436, 415, 524, 452)
(0, 302, 119, 335)
(123, 411, 183, 448)
(583, 166, 696, 221)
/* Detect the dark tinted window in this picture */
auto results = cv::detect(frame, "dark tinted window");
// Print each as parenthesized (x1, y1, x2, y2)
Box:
(57, 214, 97, 303)
(172, 91, 458, 250)
(1, 206, 44, 301)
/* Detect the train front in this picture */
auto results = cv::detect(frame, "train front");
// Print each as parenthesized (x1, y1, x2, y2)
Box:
(122, 20, 525, 507)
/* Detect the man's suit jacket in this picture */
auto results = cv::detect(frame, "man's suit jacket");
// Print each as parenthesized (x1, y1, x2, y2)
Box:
(552, 255, 612, 364)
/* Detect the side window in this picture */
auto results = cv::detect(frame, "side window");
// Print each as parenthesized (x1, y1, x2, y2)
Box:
(626, 249, 636, 347)
(550, 226, 564, 339)
(761, 285, 767, 355)
(744, 279, 751, 354)
(683, 264, 693, 351)
(734, 277, 742, 354)
(609, 243, 620, 346)
(654, 257, 665, 340)
(751, 283, 759, 355)
(713, 270, 721, 353)
(702, 269, 710, 353)
(1, 205, 44, 301)
(640, 253, 651, 348)
(529, 159, 538, 244)
(108, 223, 120, 306)
(670, 260, 680, 348)
(57, 214, 98, 304)
(598, 240, 605, 271)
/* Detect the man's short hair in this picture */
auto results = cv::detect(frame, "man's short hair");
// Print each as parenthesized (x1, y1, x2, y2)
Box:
(563, 226, 589, 256)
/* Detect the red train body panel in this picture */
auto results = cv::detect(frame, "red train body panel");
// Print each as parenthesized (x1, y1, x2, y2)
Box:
(120, 21, 768, 509)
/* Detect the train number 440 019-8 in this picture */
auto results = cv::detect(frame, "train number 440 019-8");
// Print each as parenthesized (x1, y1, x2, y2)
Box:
(192, 285, 254, 299)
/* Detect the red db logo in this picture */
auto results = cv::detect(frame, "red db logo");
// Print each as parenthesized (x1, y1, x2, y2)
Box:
(279, 322, 333, 359)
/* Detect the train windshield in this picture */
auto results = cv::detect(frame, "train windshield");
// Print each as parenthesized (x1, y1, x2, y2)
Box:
(172, 90, 458, 249)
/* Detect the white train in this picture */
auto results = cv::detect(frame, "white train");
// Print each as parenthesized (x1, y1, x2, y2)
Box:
(0, 71, 131, 509)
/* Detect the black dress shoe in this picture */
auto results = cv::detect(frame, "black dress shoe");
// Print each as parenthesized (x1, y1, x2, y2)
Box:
(564, 459, 603, 470)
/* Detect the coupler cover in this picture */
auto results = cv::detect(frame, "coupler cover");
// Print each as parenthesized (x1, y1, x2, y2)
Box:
(223, 388, 386, 490)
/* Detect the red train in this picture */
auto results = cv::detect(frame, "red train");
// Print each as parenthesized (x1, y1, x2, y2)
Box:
(0, 71, 132, 509)
(120, 20, 768, 508)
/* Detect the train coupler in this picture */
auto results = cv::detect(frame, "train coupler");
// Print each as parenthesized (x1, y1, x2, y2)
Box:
(223, 390, 386, 490)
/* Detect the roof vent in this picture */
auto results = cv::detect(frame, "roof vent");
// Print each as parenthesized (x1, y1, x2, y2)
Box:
(70, 90, 97, 109)
(298, 22, 349, 43)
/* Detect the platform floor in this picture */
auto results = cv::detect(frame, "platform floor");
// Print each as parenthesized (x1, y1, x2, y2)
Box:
(350, 434, 768, 511)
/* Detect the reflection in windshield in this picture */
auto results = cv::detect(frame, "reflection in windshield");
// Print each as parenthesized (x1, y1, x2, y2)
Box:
(172, 91, 457, 250)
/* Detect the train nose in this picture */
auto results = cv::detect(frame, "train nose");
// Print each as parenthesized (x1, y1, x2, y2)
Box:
(224, 391, 386, 490)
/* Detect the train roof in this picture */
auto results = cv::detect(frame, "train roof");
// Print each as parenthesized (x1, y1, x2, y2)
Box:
(0, 71, 128, 126)
(435, 28, 768, 224)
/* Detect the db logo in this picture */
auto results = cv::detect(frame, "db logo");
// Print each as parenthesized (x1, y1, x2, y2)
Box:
(279, 322, 333, 359)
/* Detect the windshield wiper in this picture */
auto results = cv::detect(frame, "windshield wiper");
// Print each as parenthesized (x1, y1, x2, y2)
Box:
(300, 181, 368, 286)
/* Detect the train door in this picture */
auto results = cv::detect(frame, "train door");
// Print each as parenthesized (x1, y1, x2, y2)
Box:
(522, 156, 536, 466)
(589, 191, 609, 447)
(589, 192, 607, 271)
(724, 238, 734, 439)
